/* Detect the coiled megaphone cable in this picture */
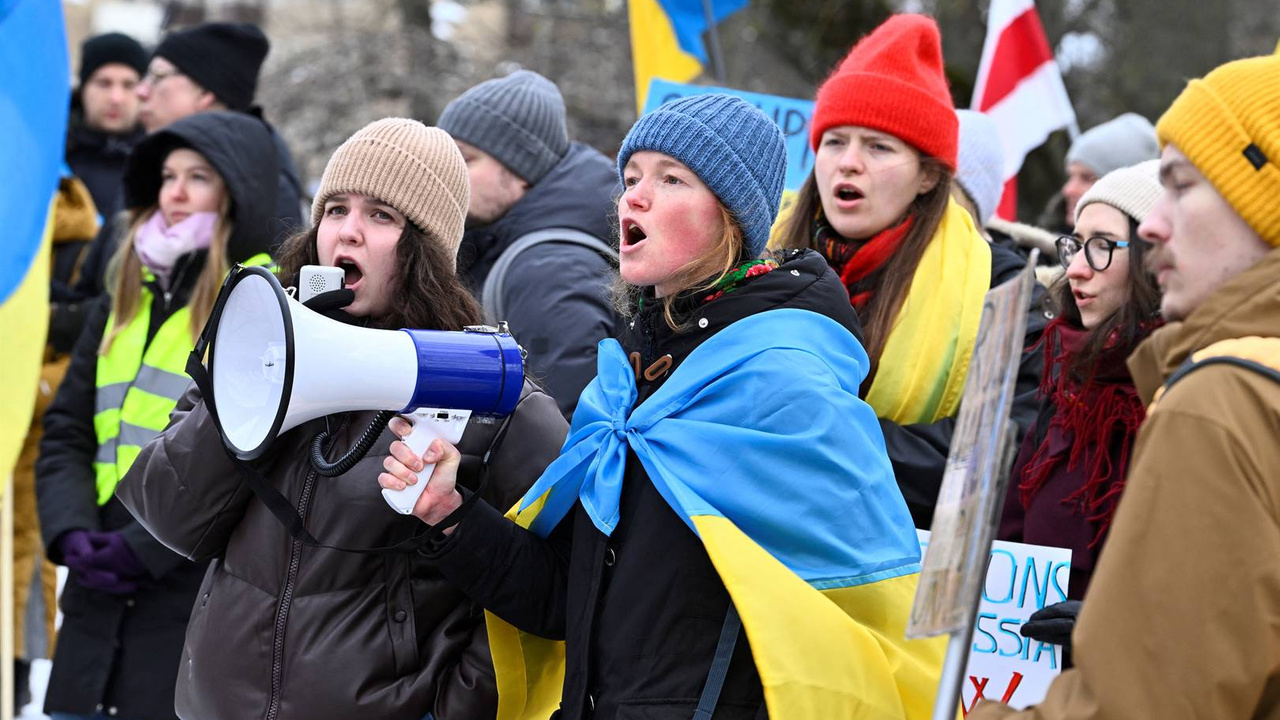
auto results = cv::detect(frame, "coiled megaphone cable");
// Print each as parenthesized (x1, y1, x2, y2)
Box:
(310, 410, 397, 477)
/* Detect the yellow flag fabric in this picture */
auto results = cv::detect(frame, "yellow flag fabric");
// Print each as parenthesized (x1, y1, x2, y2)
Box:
(0, 202, 54, 485)
(696, 516, 947, 719)
(628, 0, 703, 113)
(864, 198, 991, 424)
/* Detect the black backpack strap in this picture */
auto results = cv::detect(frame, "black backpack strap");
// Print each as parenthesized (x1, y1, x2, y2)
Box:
(481, 228, 618, 324)
(1164, 354, 1280, 393)
(693, 604, 743, 720)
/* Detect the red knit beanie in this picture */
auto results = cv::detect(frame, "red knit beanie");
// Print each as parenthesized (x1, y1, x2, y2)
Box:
(810, 14, 958, 170)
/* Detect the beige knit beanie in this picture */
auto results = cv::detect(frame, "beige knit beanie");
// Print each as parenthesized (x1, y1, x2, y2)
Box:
(1075, 159, 1162, 225)
(311, 118, 470, 266)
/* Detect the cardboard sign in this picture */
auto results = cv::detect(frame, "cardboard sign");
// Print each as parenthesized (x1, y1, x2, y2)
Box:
(642, 78, 816, 192)
(919, 531, 1072, 713)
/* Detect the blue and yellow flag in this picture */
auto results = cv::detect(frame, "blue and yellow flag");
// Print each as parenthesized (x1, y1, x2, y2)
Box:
(0, 0, 70, 480)
(628, 0, 750, 112)
(487, 308, 948, 719)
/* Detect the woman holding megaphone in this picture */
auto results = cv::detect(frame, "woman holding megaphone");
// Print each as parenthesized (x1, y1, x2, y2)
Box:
(36, 111, 278, 720)
(380, 96, 946, 720)
(117, 119, 568, 720)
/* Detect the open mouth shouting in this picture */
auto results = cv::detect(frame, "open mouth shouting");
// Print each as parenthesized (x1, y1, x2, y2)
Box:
(832, 182, 865, 209)
(333, 255, 364, 290)
(621, 218, 648, 251)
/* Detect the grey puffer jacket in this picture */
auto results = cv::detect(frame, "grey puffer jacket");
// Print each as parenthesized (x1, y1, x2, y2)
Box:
(117, 380, 567, 720)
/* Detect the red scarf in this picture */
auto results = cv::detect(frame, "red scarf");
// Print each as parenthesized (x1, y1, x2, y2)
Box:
(814, 214, 913, 310)
(1018, 317, 1150, 546)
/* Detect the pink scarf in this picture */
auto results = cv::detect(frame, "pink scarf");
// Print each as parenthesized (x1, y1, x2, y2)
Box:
(134, 210, 218, 285)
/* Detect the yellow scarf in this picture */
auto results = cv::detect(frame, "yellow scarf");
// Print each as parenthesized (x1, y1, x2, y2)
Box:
(861, 199, 990, 424)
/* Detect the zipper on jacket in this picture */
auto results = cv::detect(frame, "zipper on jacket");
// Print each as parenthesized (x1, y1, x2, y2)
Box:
(264, 416, 347, 720)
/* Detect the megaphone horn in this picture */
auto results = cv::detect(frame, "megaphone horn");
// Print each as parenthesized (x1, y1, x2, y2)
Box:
(203, 265, 524, 514)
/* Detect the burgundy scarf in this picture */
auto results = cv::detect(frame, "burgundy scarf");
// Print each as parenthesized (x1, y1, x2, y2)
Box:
(814, 212, 913, 310)
(1018, 317, 1150, 546)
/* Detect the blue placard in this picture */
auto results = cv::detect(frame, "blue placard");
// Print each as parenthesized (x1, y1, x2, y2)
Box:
(642, 78, 816, 193)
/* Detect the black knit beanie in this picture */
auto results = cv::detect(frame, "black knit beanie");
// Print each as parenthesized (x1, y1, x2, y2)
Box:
(153, 22, 269, 111)
(80, 32, 148, 86)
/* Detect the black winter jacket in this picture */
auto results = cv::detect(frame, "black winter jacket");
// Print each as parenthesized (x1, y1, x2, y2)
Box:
(35, 112, 279, 720)
(64, 114, 144, 217)
(428, 250, 860, 720)
(880, 241, 1051, 528)
(119, 381, 567, 720)
(457, 143, 619, 419)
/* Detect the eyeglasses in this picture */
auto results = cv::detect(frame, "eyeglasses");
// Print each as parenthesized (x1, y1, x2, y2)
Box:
(1056, 235, 1131, 272)
(142, 67, 183, 86)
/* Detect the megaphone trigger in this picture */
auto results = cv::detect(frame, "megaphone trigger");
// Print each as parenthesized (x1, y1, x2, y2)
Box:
(382, 408, 472, 515)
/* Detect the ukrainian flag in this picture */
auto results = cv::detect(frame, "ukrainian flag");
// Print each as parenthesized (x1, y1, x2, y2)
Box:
(629, 0, 750, 112)
(486, 308, 947, 719)
(0, 0, 70, 480)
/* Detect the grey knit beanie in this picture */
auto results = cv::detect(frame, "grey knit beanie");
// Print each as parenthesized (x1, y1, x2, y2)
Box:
(437, 70, 569, 184)
(1075, 159, 1162, 225)
(617, 94, 787, 258)
(312, 118, 470, 268)
(1065, 113, 1159, 177)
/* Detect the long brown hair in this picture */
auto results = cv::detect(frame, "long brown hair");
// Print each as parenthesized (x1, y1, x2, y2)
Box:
(100, 196, 233, 355)
(778, 158, 953, 383)
(274, 222, 484, 332)
(1050, 216, 1161, 380)
(610, 203, 749, 331)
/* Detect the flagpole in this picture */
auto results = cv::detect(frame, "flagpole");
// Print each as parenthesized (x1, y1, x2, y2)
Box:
(700, 0, 727, 83)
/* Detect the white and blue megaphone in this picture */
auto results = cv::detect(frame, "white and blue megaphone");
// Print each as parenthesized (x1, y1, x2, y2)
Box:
(203, 265, 523, 514)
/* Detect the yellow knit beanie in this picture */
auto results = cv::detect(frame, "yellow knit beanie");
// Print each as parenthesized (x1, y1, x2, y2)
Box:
(311, 118, 470, 266)
(1156, 47, 1280, 247)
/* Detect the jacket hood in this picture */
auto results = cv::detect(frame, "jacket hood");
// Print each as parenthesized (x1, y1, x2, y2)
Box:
(1128, 246, 1280, 403)
(459, 142, 617, 275)
(122, 111, 280, 264)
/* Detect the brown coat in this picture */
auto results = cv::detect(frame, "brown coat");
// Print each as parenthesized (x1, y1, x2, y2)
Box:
(117, 381, 567, 720)
(971, 246, 1280, 719)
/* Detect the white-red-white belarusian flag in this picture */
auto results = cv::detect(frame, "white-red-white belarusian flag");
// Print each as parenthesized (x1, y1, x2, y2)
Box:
(972, 0, 1076, 220)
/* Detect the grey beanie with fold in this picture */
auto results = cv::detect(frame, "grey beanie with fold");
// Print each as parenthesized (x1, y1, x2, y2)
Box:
(1065, 112, 1159, 177)
(437, 70, 570, 184)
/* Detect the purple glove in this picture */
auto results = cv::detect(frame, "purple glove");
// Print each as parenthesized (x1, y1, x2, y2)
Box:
(57, 529, 94, 567)
(73, 531, 148, 595)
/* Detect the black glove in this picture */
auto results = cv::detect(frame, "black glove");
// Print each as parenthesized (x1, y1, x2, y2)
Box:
(1020, 599, 1082, 649)
(302, 288, 357, 324)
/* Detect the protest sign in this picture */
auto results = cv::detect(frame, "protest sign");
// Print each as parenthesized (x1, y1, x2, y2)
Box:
(904, 255, 1041, 720)
(642, 78, 815, 192)
(919, 531, 1071, 713)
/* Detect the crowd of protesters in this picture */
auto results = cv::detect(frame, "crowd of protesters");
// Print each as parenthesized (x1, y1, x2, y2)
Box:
(12, 12, 1279, 720)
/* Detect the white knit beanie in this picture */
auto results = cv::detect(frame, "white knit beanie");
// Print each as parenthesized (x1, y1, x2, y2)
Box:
(955, 110, 1005, 224)
(1075, 159, 1162, 225)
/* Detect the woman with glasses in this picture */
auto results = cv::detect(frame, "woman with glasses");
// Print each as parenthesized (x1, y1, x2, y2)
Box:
(998, 160, 1163, 651)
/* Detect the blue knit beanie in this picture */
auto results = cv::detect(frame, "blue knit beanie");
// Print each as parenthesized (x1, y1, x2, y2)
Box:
(616, 94, 787, 257)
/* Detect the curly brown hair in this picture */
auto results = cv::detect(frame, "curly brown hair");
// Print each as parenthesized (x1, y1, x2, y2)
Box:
(273, 221, 483, 332)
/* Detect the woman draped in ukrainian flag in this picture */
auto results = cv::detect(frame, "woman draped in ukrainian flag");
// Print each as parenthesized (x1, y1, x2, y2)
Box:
(774, 15, 1047, 530)
(379, 94, 946, 720)
(35, 111, 278, 720)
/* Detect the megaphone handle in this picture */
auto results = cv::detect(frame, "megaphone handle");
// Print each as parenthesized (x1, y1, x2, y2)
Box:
(382, 409, 472, 515)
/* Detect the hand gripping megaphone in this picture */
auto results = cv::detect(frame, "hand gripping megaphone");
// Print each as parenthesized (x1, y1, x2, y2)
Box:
(201, 265, 523, 514)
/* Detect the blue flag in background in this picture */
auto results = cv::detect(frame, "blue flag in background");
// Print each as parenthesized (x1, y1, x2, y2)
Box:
(655, 0, 749, 64)
(0, 0, 69, 305)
